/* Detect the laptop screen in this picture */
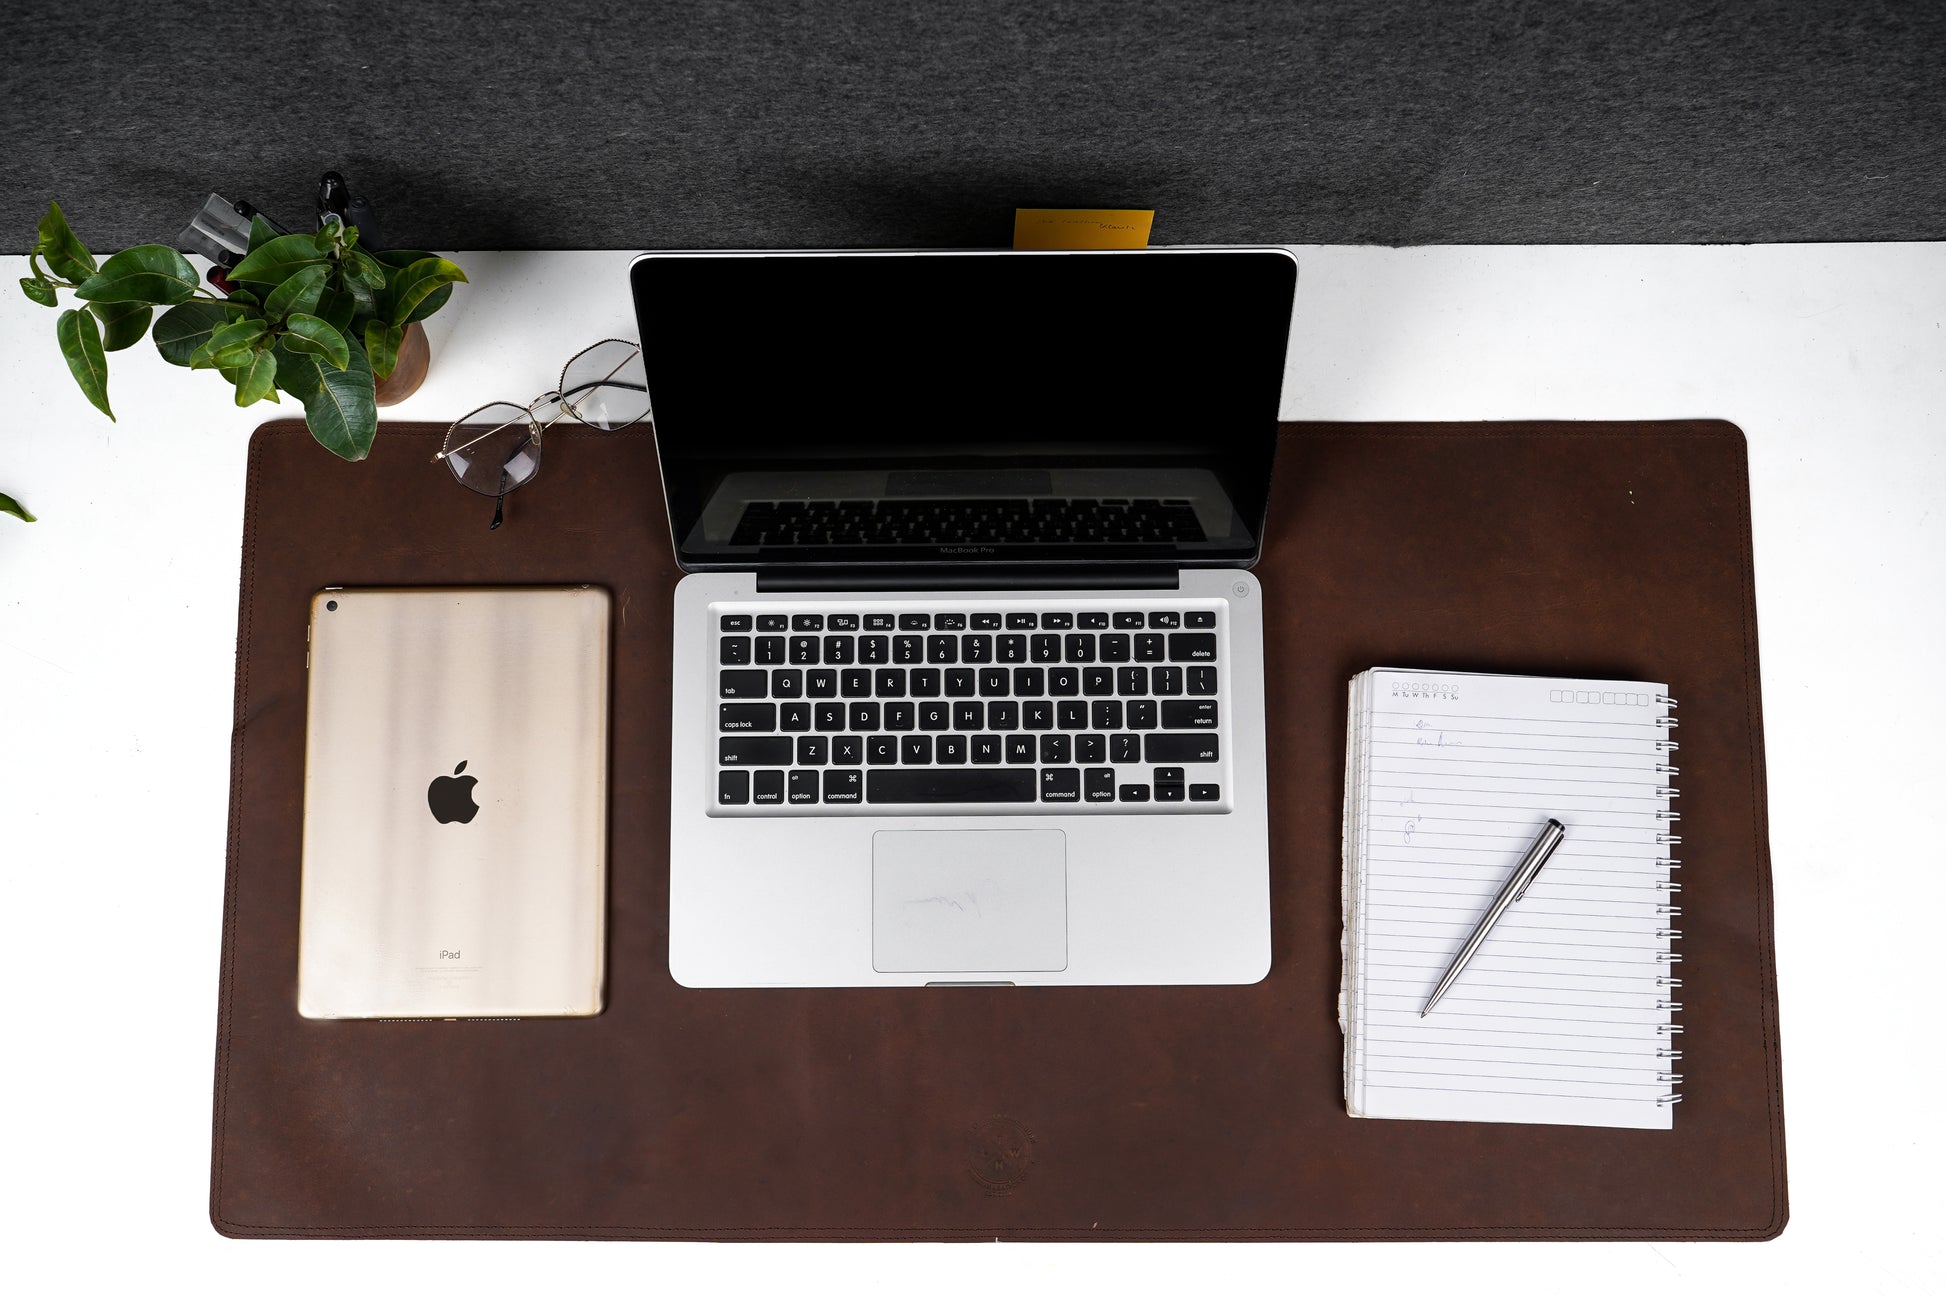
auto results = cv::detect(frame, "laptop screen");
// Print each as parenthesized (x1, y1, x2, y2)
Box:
(631, 249, 1296, 571)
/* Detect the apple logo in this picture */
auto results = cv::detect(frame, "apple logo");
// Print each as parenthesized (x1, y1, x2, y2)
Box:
(427, 760, 480, 825)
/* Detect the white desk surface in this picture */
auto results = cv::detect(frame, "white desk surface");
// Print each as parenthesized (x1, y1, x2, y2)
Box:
(3, 245, 1941, 1295)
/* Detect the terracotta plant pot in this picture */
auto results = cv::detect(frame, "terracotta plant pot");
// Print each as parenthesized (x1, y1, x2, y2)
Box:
(374, 321, 431, 406)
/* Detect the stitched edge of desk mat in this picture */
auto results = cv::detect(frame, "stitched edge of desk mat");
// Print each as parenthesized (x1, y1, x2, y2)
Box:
(211, 420, 1785, 1241)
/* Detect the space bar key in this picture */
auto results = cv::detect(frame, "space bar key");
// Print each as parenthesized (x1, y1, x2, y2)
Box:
(867, 769, 1039, 803)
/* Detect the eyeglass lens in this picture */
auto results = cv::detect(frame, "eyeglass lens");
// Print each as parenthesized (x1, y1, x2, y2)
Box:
(442, 403, 544, 496)
(560, 340, 650, 431)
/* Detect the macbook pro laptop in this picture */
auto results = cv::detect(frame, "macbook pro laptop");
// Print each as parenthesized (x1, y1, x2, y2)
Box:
(629, 248, 1298, 987)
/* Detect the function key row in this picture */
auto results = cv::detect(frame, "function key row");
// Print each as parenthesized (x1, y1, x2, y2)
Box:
(722, 610, 1216, 632)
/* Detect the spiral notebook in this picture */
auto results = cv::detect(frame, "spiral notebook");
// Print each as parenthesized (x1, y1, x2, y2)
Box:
(1340, 668, 1682, 1129)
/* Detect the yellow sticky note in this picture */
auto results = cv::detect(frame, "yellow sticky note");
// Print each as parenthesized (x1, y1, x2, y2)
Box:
(1013, 208, 1154, 250)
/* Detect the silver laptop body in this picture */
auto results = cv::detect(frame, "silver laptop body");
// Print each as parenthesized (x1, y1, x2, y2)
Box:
(632, 248, 1297, 987)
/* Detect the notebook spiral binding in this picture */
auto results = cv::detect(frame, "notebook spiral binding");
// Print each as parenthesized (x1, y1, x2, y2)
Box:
(1660, 698, 1682, 1109)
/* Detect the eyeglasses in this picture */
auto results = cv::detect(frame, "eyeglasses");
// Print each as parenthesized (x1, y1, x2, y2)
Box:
(438, 339, 650, 529)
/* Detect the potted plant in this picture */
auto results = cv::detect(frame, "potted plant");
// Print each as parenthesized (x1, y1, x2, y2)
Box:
(19, 201, 465, 461)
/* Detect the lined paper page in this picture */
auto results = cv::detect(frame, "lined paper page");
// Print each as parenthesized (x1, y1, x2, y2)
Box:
(1343, 669, 1679, 1129)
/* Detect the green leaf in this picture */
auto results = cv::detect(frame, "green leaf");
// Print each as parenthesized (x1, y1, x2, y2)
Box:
(228, 233, 332, 287)
(339, 222, 360, 250)
(36, 201, 97, 281)
(363, 320, 403, 380)
(372, 248, 454, 320)
(402, 282, 453, 324)
(346, 249, 387, 290)
(386, 257, 467, 326)
(74, 245, 199, 306)
(201, 318, 267, 360)
(262, 264, 329, 319)
(231, 347, 279, 406)
(284, 313, 352, 370)
(20, 276, 58, 307)
(226, 287, 261, 308)
(371, 252, 456, 324)
(371, 249, 433, 269)
(315, 288, 356, 335)
(153, 301, 244, 367)
(56, 308, 112, 420)
(247, 214, 278, 251)
(340, 269, 377, 326)
(0, 491, 34, 523)
(190, 318, 268, 369)
(313, 218, 342, 254)
(287, 344, 377, 461)
(271, 337, 319, 399)
(89, 300, 153, 351)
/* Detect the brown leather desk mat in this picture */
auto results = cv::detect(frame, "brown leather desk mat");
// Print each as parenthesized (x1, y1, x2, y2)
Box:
(211, 420, 1785, 1240)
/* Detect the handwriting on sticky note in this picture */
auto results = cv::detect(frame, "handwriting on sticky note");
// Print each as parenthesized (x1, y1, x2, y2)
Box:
(1013, 208, 1154, 250)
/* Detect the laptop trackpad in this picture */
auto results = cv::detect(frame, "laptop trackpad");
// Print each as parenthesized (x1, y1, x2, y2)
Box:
(872, 829, 1067, 973)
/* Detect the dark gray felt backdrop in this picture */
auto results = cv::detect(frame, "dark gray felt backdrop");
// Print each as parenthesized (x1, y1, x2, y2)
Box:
(5, 0, 1942, 253)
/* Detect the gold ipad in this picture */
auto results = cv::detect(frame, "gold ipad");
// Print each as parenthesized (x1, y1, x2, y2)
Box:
(297, 586, 610, 1019)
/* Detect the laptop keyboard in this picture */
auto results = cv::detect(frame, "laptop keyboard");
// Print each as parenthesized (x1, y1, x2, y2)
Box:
(728, 498, 1207, 547)
(712, 603, 1228, 813)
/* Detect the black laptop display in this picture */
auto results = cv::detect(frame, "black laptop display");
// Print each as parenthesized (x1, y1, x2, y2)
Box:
(632, 250, 1298, 572)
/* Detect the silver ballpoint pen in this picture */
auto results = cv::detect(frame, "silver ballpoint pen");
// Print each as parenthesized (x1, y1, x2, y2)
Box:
(1421, 818, 1567, 1016)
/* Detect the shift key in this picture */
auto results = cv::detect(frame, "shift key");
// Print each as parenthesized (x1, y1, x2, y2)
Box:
(1144, 733, 1220, 763)
(720, 736, 792, 765)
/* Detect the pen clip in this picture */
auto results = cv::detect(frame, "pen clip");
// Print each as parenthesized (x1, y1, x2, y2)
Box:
(1511, 819, 1566, 903)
